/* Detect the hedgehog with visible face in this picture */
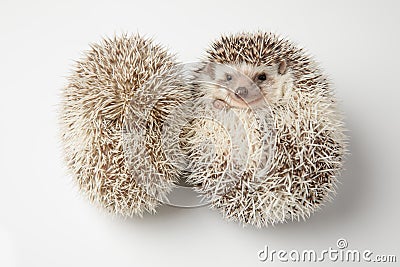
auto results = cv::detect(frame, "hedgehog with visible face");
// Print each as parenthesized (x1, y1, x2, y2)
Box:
(185, 32, 347, 227)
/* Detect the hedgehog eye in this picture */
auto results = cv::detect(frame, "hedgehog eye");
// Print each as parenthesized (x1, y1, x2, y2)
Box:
(226, 74, 232, 81)
(257, 73, 267, 81)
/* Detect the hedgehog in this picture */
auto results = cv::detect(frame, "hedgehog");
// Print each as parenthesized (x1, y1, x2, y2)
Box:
(59, 34, 191, 217)
(184, 32, 347, 227)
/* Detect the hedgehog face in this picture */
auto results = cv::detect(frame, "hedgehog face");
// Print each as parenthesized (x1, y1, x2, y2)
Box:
(197, 61, 291, 109)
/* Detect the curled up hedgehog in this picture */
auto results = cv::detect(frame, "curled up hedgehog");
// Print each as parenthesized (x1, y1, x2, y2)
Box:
(185, 32, 347, 227)
(60, 34, 191, 216)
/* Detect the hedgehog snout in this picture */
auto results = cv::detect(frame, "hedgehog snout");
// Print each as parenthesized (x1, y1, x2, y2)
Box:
(232, 84, 263, 103)
(235, 87, 248, 97)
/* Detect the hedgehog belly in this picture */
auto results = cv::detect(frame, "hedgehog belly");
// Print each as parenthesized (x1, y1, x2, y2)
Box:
(186, 100, 276, 219)
(186, 93, 346, 227)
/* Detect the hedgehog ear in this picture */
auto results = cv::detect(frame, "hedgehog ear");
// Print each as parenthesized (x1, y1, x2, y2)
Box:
(278, 59, 287, 75)
(200, 62, 216, 80)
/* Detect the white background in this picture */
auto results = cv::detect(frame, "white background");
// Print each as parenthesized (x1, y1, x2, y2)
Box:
(1, 0, 399, 266)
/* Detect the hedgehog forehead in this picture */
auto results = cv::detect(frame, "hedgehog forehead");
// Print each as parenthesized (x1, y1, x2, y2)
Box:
(215, 62, 271, 79)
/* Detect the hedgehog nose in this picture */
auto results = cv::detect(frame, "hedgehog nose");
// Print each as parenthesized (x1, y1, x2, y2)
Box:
(235, 87, 248, 98)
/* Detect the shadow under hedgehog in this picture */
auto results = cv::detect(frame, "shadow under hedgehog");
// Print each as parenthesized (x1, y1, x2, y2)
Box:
(184, 31, 347, 227)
